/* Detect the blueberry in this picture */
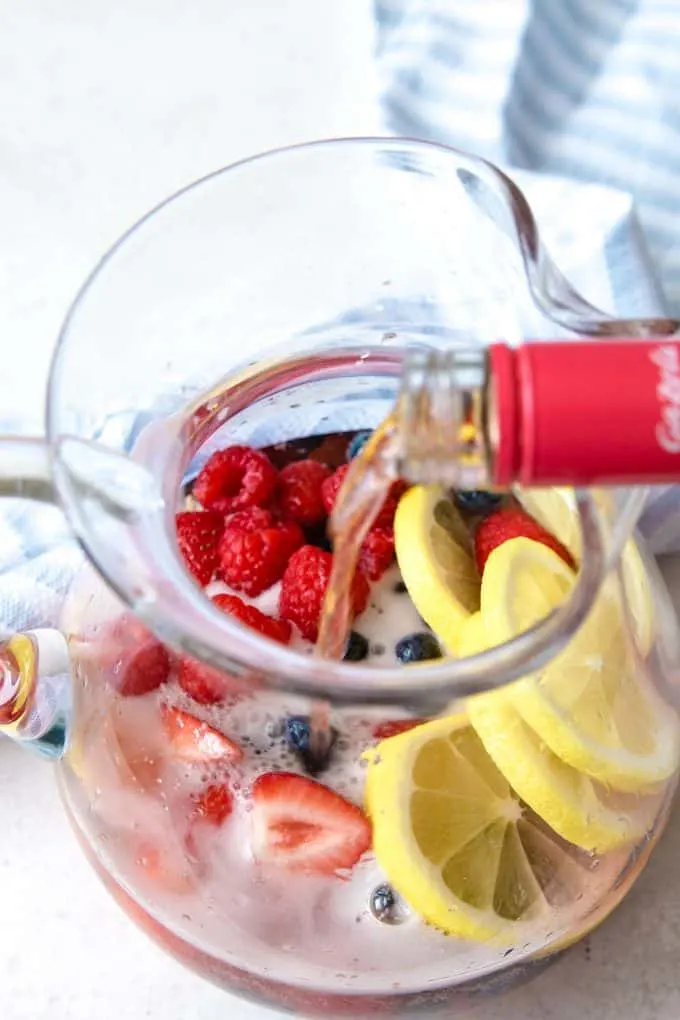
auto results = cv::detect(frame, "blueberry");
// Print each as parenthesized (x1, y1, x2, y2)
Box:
(285, 714, 311, 750)
(395, 632, 442, 664)
(347, 430, 373, 461)
(370, 884, 407, 925)
(344, 631, 369, 662)
(454, 490, 503, 514)
(370, 885, 396, 921)
(284, 715, 337, 775)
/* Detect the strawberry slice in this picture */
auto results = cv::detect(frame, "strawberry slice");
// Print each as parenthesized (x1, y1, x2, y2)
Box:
(136, 841, 196, 894)
(184, 782, 235, 861)
(116, 639, 172, 697)
(372, 719, 426, 740)
(161, 705, 243, 763)
(474, 506, 576, 574)
(94, 614, 173, 697)
(251, 772, 371, 875)
(191, 783, 233, 826)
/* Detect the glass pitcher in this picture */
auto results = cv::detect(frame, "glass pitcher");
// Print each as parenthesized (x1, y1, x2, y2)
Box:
(2, 138, 679, 1019)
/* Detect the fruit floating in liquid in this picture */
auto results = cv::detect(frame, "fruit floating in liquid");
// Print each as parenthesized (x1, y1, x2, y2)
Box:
(65, 428, 678, 993)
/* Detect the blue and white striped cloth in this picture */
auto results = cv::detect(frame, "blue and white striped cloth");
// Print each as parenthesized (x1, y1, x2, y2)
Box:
(0, 498, 81, 633)
(376, 0, 680, 314)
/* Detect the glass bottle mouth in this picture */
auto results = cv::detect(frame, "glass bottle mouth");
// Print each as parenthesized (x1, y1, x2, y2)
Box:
(57, 345, 638, 710)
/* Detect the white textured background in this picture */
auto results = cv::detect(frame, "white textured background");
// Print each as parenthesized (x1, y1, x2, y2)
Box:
(0, 0, 379, 427)
(3, 3, 680, 1019)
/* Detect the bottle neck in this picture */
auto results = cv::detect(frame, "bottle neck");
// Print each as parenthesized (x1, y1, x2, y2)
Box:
(398, 338, 680, 488)
(398, 347, 491, 488)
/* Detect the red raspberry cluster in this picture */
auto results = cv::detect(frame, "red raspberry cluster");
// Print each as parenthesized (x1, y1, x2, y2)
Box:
(175, 439, 407, 655)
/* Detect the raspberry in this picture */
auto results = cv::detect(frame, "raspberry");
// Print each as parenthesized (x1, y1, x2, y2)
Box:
(320, 464, 349, 516)
(276, 520, 305, 557)
(218, 508, 303, 597)
(224, 506, 274, 532)
(321, 466, 407, 529)
(358, 527, 395, 581)
(275, 460, 331, 526)
(279, 545, 369, 642)
(474, 506, 576, 574)
(178, 656, 234, 705)
(193, 445, 277, 514)
(175, 510, 224, 586)
(218, 526, 292, 597)
(212, 593, 292, 644)
(374, 480, 409, 529)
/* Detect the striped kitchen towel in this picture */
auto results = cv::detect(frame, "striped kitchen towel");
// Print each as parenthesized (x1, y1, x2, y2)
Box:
(376, 0, 680, 316)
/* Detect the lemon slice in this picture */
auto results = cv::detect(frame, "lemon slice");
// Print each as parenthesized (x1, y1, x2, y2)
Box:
(517, 486, 653, 653)
(394, 485, 480, 650)
(455, 611, 487, 655)
(468, 696, 649, 852)
(364, 714, 628, 942)
(516, 487, 583, 560)
(481, 537, 679, 792)
(456, 613, 648, 851)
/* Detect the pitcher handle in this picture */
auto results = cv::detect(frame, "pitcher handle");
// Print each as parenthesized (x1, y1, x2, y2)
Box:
(0, 434, 72, 758)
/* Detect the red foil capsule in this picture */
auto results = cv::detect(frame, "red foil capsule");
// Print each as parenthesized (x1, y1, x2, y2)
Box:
(490, 339, 680, 486)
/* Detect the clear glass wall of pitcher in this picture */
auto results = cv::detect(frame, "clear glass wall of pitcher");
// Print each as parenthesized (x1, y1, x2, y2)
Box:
(1, 139, 679, 1018)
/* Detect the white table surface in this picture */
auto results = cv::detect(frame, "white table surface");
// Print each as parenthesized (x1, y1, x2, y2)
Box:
(4, 3, 680, 1019)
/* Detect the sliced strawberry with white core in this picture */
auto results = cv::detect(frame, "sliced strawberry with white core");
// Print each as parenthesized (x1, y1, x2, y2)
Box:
(161, 705, 243, 764)
(250, 771, 371, 875)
